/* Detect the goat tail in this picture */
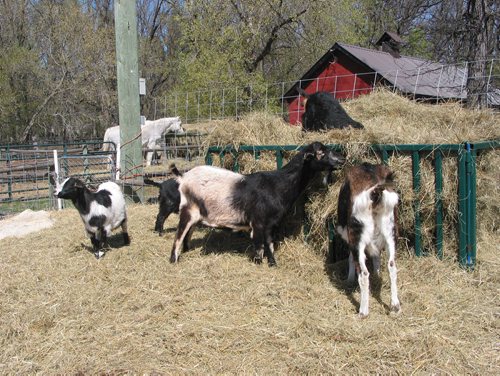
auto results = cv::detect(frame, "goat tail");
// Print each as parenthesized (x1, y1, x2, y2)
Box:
(370, 184, 388, 207)
(350, 121, 365, 130)
(169, 163, 182, 178)
(143, 178, 161, 188)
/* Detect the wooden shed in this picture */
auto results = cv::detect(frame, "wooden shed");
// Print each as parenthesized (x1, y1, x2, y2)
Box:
(284, 32, 471, 125)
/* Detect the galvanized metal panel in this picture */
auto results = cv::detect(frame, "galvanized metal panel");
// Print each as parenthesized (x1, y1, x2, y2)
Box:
(339, 43, 467, 99)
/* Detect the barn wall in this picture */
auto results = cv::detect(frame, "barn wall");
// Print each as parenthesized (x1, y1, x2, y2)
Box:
(287, 52, 375, 125)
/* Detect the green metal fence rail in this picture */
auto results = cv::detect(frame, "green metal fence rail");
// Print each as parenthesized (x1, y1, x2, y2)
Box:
(0, 141, 116, 212)
(205, 140, 500, 268)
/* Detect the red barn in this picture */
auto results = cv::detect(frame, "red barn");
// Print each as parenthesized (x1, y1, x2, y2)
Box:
(284, 32, 471, 125)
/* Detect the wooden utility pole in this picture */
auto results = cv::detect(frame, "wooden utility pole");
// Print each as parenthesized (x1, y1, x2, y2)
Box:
(114, 0, 143, 202)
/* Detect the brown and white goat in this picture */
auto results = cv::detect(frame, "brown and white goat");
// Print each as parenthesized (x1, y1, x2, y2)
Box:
(336, 163, 400, 317)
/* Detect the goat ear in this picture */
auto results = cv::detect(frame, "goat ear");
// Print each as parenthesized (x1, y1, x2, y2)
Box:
(74, 180, 85, 189)
(304, 151, 315, 160)
(315, 149, 325, 160)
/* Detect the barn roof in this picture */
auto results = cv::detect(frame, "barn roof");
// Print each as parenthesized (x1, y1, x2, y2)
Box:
(284, 42, 469, 101)
(340, 43, 467, 99)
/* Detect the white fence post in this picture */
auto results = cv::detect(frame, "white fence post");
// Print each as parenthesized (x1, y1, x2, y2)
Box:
(116, 143, 121, 181)
(53, 150, 62, 210)
(413, 68, 421, 97)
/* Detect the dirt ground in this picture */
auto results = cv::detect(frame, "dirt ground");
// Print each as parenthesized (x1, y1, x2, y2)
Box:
(0, 209, 54, 240)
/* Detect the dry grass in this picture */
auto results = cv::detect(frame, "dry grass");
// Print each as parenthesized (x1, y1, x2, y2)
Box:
(0, 204, 498, 374)
(197, 90, 499, 258)
(1, 89, 499, 374)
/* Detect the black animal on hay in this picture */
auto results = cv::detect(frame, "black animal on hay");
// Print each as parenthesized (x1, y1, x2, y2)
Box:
(144, 178, 180, 235)
(169, 142, 345, 266)
(297, 87, 364, 131)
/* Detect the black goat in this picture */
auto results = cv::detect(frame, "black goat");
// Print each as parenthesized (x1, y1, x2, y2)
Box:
(169, 142, 345, 266)
(297, 87, 364, 131)
(144, 178, 180, 235)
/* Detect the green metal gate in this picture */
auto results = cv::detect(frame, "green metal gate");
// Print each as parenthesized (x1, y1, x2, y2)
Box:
(205, 140, 499, 268)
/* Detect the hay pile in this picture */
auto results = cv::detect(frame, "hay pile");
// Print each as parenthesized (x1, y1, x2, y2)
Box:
(203, 89, 499, 148)
(200, 89, 499, 258)
(1, 90, 498, 373)
(0, 204, 497, 374)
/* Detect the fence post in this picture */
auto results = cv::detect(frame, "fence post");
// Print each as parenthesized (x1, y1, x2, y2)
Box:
(352, 74, 357, 98)
(436, 65, 444, 102)
(63, 144, 69, 177)
(393, 70, 399, 91)
(235, 87, 238, 120)
(197, 91, 200, 123)
(281, 82, 285, 118)
(460, 62, 468, 104)
(249, 84, 253, 112)
(53, 150, 62, 210)
(464, 143, 477, 267)
(413, 68, 421, 98)
(485, 59, 494, 107)
(457, 145, 467, 266)
(222, 89, 225, 118)
(116, 143, 121, 181)
(6, 145, 12, 200)
(412, 151, 422, 256)
(83, 144, 90, 184)
(265, 85, 268, 112)
(434, 149, 443, 259)
(209, 89, 213, 120)
(275, 150, 283, 169)
(205, 149, 213, 165)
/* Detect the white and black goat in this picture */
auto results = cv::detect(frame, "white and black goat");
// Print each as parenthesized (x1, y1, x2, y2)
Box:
(336, 163, 400, 317)
(169, 142, 345, 266)
(54, 177, 130, 258)
(144, 178, 180, 235)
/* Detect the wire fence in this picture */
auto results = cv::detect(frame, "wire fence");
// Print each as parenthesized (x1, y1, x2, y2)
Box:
(143, 58, 499, 124)
(0, 134, 208, 214)
(0, 142, 115, 213)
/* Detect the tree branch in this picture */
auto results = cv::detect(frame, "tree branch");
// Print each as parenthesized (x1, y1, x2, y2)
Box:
(22, 70, 67, 142)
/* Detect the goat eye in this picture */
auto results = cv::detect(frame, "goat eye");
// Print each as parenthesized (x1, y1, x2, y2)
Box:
(316, 151, 325, 159)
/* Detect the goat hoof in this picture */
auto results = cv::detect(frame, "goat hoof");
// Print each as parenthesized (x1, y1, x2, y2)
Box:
(169, 254, 178, 264)
(390, 303, 401, 314)
(254, 257, 263, 265)
(268, 259, 277, 267)
(94, 250, 105, 259)
(358, 312, 368, 319)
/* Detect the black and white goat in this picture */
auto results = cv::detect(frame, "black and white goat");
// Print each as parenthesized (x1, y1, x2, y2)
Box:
(144, 178, 180, 235)
(336, 163, 400, 317)
(54, 177, 130, 258)
(169, 142, 345, 265)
